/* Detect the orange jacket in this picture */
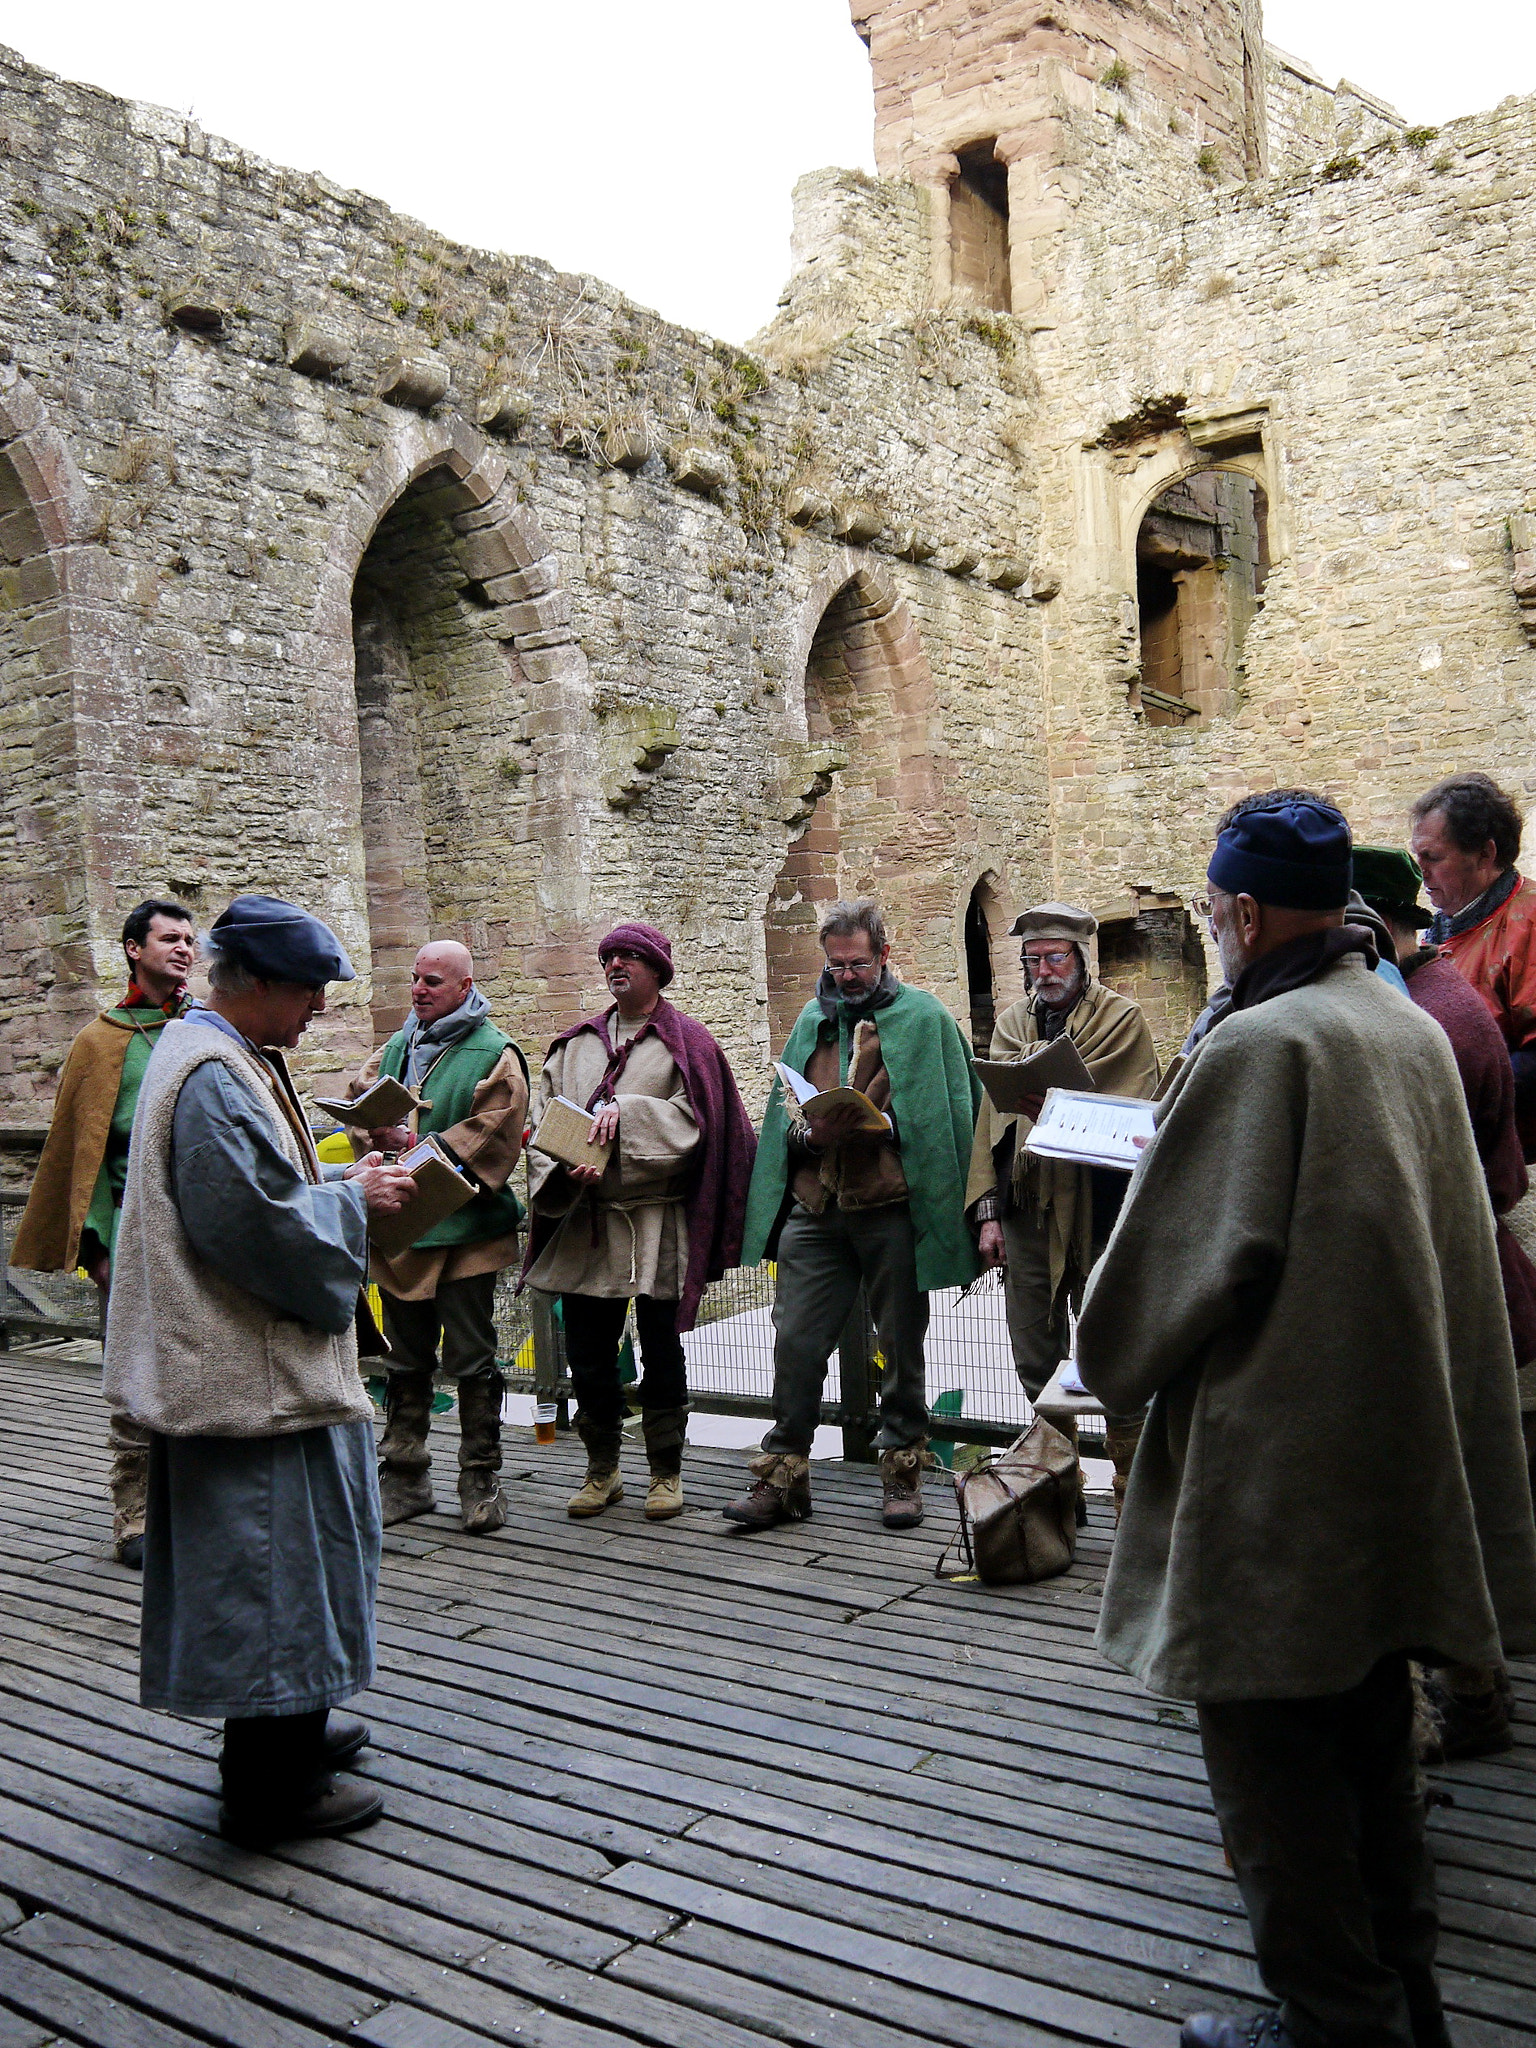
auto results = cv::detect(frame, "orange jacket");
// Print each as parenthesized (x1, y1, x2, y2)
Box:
(1441, 873, 1536, 1158)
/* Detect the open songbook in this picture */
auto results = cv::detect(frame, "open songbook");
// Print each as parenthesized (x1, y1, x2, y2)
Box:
(529, 1095, 616, 1174)
(367, 1134, 476, 1258)
(774, 1062, 891, 1134)
(313, 1074, 427, 1129)
(975, 1034, 1093, 1114)
(1022, 1088, 1158, 1171)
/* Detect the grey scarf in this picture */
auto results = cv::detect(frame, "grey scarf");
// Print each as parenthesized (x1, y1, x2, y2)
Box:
(399, 984, 490, 1088)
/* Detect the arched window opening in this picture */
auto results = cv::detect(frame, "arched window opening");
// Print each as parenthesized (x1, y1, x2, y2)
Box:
(351, 467, 529, 1040)
(1097, 904, 1210, 1061)
(965, 884, 998, 1056)
(950, 142, 1011, 313)
(1134, 471, 1268, 725)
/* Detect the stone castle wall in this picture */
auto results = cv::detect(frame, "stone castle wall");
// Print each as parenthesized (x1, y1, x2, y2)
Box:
(2, 6, 1534, 1107)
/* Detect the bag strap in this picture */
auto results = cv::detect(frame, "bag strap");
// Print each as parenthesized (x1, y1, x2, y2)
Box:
(933, 1462, 989, 1580)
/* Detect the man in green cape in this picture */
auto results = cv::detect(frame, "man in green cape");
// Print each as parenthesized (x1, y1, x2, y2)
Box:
(726, 899, 980, 1532)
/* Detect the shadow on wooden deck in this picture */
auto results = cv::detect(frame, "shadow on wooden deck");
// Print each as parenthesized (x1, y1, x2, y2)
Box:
(0, 1353, 1531, 2047)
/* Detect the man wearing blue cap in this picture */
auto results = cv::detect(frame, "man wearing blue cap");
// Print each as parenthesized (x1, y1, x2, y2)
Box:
(104, 895, 416, 1847)
(1076, 797, 1536, 2048)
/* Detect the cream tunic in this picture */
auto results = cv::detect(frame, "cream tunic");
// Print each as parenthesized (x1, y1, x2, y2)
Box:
(524, 1014, 699, 1299)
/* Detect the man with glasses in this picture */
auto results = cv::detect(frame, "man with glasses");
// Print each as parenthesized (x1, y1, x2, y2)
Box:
(965, 903, 1157, 1514)
(728, 899, 980, 1532)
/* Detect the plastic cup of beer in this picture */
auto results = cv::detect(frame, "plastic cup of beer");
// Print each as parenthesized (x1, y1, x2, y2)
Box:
(534, 1402, 558, 1446)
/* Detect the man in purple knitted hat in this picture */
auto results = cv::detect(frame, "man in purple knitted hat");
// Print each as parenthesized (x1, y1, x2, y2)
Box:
(522, 923, 755, 1520)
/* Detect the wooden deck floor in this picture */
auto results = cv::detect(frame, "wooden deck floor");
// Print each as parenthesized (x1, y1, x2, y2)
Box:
(0, 1352, 1532, 2048)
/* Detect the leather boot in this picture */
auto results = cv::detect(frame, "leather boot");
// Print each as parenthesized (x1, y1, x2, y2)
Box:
(455, 1372, 507, 1535)
(378, 1370, 436, 1524)
(567, 1413, 624, 1517)
(722, 1451, 812, 1530)
(1103, 1412, 1145, 1524)
(640, 1405, 688, 1520)
(879, 1441, 932, 1530)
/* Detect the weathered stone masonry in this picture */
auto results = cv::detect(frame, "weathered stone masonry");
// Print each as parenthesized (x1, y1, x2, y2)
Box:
(1, 1, 1534, 1110)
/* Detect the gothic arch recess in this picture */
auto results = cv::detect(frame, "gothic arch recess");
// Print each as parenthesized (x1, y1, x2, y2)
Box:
(765, 560, 971, 1044)
(320, 418, 601, 1045)
(0, 366, 143, 1110)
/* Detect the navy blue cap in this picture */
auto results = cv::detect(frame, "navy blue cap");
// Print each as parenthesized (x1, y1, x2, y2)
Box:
(207, 894, 355, 987)
(1207, 800, 1353, 911)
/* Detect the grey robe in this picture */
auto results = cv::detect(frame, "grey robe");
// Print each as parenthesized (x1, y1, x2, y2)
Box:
(140, 1010, 380, 1719)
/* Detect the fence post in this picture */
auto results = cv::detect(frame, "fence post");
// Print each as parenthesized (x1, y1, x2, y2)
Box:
(838, 1287, 878, 1464)
(528, 1287, 568, 1429)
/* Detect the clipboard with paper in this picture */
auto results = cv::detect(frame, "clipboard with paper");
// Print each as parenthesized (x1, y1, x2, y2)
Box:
(1023, 1087, 1157, 1171)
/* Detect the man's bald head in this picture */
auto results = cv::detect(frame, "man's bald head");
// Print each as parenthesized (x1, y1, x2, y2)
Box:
(410, 940, 475, 1026)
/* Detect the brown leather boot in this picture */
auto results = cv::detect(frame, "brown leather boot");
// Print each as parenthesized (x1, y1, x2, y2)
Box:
(456, 1372, 507, 1535)
(722, 1452, 812, 1530)
(879, 1442, 932, 1530)
(378, 1370, 436, 1524)
(640, 1405, 688, 1519)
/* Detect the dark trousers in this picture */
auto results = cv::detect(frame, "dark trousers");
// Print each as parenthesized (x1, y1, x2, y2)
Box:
(381, 1270, 502, 1387)
(561, 1293, 687, 1434)
(1197, 1654, 1449, 2048)
(762, 1200, 929, 1456)
(221, 1709, 327, 1813)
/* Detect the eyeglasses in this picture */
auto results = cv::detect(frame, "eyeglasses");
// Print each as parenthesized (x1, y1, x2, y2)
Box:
(1192, 894, 1216, 925)
(827, 958, 879, 977)
(1022, 948, 1076, 970)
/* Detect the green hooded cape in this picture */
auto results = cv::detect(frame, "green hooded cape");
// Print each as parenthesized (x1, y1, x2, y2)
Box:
(742, 982, 982, 1291)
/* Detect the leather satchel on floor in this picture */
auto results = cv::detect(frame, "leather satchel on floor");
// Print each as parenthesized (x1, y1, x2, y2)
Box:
(936, 1416, 1082, 1585)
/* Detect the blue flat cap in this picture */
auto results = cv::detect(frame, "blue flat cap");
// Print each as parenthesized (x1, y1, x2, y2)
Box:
(1208, 799, 1353, 911)
(207, 894, 355, 987)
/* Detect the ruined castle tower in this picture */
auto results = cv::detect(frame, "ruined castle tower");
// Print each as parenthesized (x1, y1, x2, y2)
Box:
(851, 0, 1267, 316)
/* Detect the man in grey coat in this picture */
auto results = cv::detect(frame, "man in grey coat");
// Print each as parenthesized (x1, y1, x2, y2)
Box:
(1077, 796, 1536, 2048)
(105, 895, 414, 1847)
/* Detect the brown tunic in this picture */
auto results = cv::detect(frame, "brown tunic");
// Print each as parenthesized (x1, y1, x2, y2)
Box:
(524, 1015, 699, 1299)
(347, 1042, 528, 1302)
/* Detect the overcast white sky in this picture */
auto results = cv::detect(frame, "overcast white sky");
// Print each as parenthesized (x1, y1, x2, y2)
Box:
(3, 2, 1533, 343)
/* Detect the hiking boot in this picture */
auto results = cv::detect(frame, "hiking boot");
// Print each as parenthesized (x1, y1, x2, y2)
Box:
(879, 1443, 931, 1530)
(378, 1369, 436, 1523)
(456, 1373, 508, 1534)
(641, 1405, 688, 1520)
(1419, 1667, 1514, 1765)
(644, 1472, 685, 1520)
(322, 1713, 369, 1768)
(378, 1467, 436, 1525)
(722, 1452, 812, 1530)
(219, 1776, 384, 1848)
(1180, 2014, 1295, 2048)
(568, 1414, 624, 1518)
(1103, 1412, 1145, 1524)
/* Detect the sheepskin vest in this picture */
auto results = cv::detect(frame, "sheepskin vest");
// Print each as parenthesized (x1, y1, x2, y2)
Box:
(104, 1024, 371, 1437)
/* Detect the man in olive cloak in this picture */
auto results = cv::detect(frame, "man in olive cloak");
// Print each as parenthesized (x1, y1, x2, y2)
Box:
(1077, 797, 1536, 2048)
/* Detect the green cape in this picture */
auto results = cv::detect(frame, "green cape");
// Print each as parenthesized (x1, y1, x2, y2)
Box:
(742, 983, 982, 1291)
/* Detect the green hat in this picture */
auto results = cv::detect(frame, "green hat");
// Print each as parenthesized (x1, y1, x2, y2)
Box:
(1352, 846, 1432, 928)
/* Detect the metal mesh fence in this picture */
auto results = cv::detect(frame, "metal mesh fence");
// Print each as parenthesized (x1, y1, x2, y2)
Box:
(0, 1192, 103, 1344)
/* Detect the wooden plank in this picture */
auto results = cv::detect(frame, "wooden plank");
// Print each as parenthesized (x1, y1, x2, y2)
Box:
(0, 1942, 207, 2048)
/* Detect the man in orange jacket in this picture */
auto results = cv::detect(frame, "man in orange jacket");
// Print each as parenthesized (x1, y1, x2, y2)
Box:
(11, 898, 196, 1564)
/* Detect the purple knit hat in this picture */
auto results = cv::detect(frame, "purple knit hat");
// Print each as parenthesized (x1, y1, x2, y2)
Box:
(597, 921, 675, 987)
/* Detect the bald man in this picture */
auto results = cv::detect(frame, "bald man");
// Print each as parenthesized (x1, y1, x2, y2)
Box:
(345, 942, 529, 1534)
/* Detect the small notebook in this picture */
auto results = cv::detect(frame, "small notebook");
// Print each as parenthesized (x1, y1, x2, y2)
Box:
(1023, 1088, 1158, 1171)
(774, 1062, 891, 1134)
(530, 1095, 615, 1173)
(975, 1035, 1094, 1115)
(313, 1075, 427, 1128)
(368, 1135, 477, 1258)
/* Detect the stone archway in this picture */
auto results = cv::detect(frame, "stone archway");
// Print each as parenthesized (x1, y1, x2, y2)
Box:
(0, 366, 141, 1110)
(765, 557, 972, 1040)
(312, 416, 603, 1046)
